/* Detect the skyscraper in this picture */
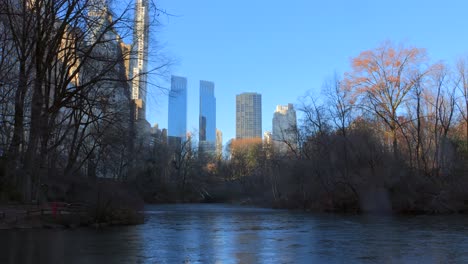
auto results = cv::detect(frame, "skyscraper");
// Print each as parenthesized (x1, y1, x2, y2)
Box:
(199, 81, 216, 141)
(129, 0, 149, 120)
(236, 93, 262, 139)
(168, 76, 188, 140)
(272, 104, 297, 153)
(199, 81, 216, 154)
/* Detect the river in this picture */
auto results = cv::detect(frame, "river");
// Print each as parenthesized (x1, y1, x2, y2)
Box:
(1, 204, 468, 263)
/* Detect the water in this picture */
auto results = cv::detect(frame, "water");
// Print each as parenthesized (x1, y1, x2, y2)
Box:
(1, 204, 468, 263)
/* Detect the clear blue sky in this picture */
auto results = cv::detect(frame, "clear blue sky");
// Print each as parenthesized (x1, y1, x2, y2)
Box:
(145, 0, 468, 144)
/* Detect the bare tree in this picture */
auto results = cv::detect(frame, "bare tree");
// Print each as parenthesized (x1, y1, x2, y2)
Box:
(0, 0, 168, 201)
(456, 58, 468, 154)
(344, 42, 428, 157)
(324, 73, 353, 137)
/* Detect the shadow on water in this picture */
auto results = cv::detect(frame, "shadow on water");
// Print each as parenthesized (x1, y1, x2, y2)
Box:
(1, 204, 468, 263)
(0, 226, 144, 264)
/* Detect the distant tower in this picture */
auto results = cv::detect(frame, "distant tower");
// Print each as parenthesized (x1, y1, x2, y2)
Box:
(236, 93, 262, 139)
(129, 0, 149, 120)
(272, 104, 297, 153)
(263, 131, 273, 158)
(199, 81, 216, 154)
(168, 76, 187, 140)
(263, 131, 272, 145)
(216, 129, 223, 157)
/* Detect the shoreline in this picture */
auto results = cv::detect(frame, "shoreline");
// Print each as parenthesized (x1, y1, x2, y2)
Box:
(0, 204, 144, 230)
(145, 200, 468, 216)
(3, 201, 466, 230)
(0, 215, 144, 230)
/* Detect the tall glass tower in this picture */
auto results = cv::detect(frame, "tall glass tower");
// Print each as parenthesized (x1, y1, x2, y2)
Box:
(199, 81, 216, 154)
(168, 76, 187, 140)
(236, 93, 262, 139)
(129, 0, 149, 120)
(199, 81, 216, 141)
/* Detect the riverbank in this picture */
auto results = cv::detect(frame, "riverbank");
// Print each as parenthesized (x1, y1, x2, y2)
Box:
(1, 177, 146, 230)
(0, 204, 143, 230)
(146, 189, 468, 216)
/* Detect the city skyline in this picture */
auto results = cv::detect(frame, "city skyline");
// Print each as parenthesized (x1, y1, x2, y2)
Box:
(145, 0, 468, 145)
(163, 81, 293, 147)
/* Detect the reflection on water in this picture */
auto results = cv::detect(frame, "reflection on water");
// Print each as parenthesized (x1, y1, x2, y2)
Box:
(1, 204, 468, 263)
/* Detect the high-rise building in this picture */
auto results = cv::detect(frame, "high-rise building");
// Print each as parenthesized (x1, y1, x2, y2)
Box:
(168, 75, 187, 140)
(129, 0, 149, 120)
(199, 81, 216, 154)
(199, 81, 216, 141)
(272, 104, 297, 154)
(236, 93, 262, 139)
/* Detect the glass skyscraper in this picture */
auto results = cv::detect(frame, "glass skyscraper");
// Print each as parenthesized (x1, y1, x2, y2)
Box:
(199, 81, 216, 154)
(236, 93, 262, 139)
(168, 76, 187, 140)
(199, 81, 216, 141)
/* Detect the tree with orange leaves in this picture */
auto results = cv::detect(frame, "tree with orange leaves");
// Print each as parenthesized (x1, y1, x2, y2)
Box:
(344, 42, 428, 156)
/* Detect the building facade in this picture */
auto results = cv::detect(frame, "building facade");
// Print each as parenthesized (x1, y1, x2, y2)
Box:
(272, 104, 297, 154)
(81, 0, 134, 179)
(236, 93, 262, 139)
(168, 75, 188, 140)
(129, 0, 149, 120)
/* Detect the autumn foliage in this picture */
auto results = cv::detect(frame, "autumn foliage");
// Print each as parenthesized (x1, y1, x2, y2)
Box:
(230, 138, 263, 153)
(344, 42, 429, 155)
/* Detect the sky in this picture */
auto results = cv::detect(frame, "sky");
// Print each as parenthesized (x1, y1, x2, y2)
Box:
(145, 0, 468, 144)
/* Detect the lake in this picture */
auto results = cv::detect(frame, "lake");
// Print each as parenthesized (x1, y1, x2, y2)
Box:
(1, 204, 468, 263)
